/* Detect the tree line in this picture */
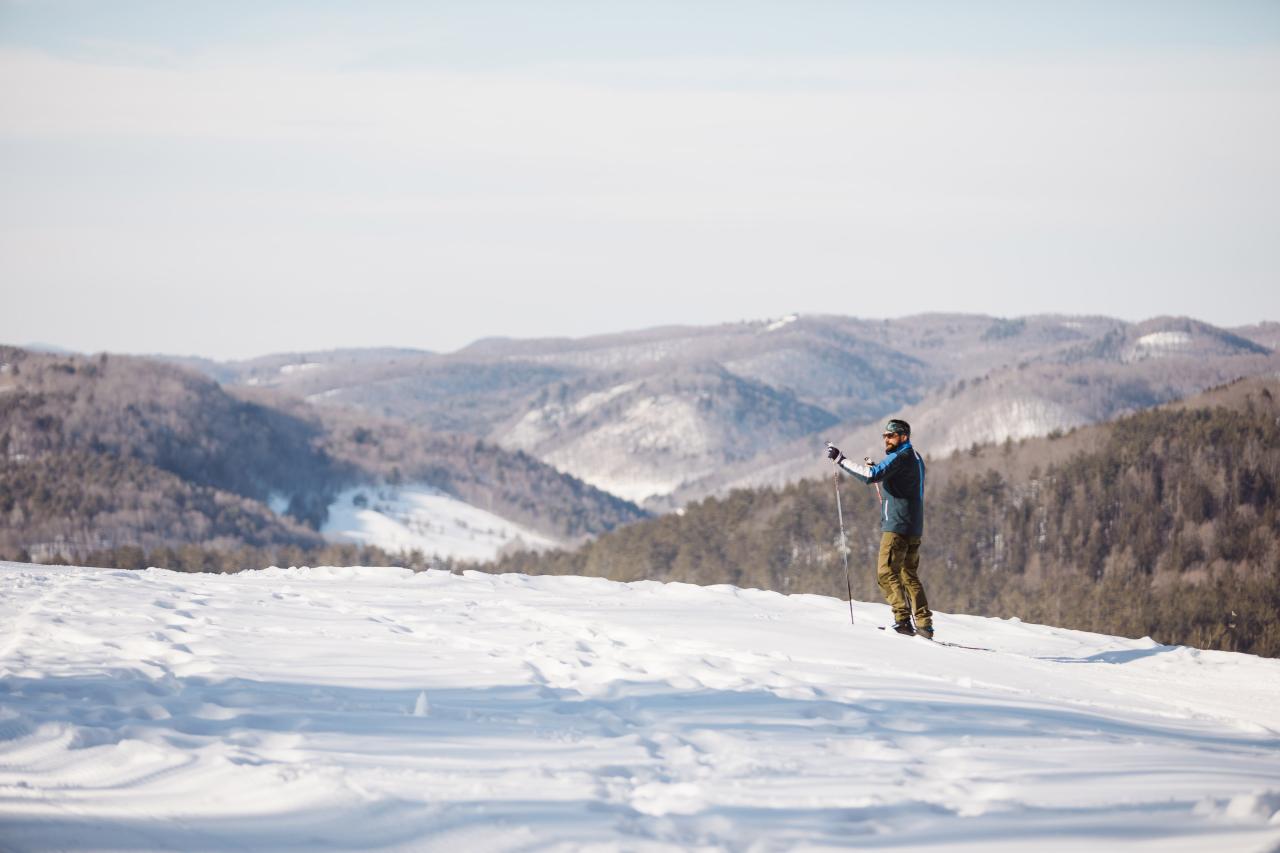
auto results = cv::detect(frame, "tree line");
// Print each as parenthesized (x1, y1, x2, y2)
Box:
(28, 540, 461, 575)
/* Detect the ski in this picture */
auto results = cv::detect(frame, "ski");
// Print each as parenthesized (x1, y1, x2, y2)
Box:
(927, 638, 993, 652)
(877, 626, 992, 652)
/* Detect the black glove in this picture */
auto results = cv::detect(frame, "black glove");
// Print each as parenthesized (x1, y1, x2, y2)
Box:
(825, 444, 845, 463)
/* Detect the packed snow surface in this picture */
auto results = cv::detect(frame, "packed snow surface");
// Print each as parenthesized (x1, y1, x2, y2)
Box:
(321, 485, 558, 560)
(2, 562, 1279, 852)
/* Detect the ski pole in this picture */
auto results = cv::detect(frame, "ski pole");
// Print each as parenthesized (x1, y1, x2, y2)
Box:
(833, 470, 855, 625)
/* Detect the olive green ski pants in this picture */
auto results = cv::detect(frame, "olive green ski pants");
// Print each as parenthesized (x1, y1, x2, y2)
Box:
(878, 532, 933, 629)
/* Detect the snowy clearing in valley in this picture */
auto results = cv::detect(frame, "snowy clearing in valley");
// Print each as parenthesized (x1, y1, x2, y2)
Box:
(2, 562, 1279, 852)
(320, 485, 559, 560)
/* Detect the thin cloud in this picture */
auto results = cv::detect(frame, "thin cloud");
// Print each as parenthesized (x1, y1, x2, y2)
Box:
(1, 19, 1277, 357)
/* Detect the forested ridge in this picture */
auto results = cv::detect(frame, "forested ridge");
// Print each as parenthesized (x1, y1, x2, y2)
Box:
(0, 347, 645, 560)
(489, 378, 1280, 657)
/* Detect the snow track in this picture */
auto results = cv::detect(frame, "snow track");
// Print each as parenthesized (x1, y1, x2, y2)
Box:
(1, 562, 1279, 852)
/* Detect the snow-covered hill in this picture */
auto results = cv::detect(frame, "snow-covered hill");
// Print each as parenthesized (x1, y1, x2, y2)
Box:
(2, 562, 1279, 852)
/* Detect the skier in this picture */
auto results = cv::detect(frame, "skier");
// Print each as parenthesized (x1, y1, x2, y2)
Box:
(825, 419, 934, 639)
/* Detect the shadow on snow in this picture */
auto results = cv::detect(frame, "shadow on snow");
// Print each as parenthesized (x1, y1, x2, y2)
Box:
(1, 668, 1277, 851)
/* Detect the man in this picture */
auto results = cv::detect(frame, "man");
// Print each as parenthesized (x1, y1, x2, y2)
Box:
(825, 419, 934, 639)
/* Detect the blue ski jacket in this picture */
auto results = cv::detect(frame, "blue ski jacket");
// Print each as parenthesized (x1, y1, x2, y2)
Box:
(837, 441, 926, 537)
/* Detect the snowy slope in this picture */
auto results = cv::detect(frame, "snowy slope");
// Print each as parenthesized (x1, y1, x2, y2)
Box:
(496, 367, 838, 506)
(320, 485, 560, 560)
(2, 562, 1279, 852)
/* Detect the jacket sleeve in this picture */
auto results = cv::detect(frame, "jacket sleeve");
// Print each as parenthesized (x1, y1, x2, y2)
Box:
(839, 449, 906, 484)
(836, 457, 874, 482)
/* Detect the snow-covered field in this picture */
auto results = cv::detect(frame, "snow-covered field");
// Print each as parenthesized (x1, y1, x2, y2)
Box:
(2, 562, 1279, 852)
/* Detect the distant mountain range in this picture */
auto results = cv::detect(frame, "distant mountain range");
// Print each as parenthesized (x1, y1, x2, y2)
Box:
(666, 316, 1278, 507)
(4, 313, 1274, 562)
(171, 313, 1278, 509)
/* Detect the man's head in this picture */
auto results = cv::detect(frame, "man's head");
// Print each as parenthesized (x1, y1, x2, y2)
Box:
(882, 418, 910, 452)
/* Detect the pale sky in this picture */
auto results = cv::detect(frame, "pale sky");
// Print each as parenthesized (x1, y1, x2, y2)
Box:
(3, 1, 1278, 360)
